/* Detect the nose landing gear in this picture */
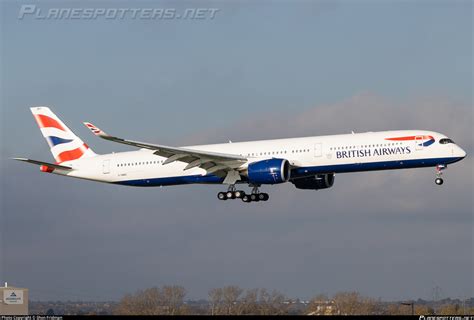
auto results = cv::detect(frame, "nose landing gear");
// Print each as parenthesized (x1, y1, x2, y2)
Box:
(435, 164, 446, 185)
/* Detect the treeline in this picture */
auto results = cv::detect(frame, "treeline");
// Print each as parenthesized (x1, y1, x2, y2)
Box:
(113, 285, 474, 316)
(114, 286, 188, 315)
(207, 286, 287, 315)
(114, 286, 289, 315)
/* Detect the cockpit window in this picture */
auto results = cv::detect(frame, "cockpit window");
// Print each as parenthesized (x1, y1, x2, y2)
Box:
(439, 138, 455, 144)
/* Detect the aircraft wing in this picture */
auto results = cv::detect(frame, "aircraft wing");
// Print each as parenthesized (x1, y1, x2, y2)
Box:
(83, 122, 247, 178)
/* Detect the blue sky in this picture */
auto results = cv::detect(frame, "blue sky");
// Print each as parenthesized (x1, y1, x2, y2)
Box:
(2, 0, 471, 140)
(0, 0, 472, 301)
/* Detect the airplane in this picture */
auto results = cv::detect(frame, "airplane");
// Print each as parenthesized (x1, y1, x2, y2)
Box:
(14, 107, 467, 203)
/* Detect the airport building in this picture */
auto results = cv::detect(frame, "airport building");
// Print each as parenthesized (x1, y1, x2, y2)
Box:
(0, 283, 28, 315)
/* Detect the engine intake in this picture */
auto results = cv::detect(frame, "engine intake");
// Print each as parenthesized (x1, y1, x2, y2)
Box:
(291, 173, 335, 190)
(247, 158, 291, 185)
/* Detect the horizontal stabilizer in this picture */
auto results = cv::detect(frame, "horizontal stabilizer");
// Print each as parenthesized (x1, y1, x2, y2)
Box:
(12, 158, 73, 170)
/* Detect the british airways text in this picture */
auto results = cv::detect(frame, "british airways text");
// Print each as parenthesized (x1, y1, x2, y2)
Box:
(336, 146, 411, 159)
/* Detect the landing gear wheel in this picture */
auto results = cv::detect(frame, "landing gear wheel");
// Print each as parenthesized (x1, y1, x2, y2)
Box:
(226, 191, 236, 199)
(234, 190, 245, 199)
(242, 195, 251, 203)
(259, 193, 269, 201)
(434, 164, 446, 186)
(250, 194, 259, 202)
(217, 192, 227, 200)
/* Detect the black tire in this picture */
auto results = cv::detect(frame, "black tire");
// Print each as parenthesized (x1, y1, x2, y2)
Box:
(250, 194, 259, 202)
(260, 193, 269, 201)
(226, 191, 235, 199)
(218, 192, 227, 200)
(242, 195, 251, 203)
(435, 178, 444, 185)
(234, 190, 245, 199)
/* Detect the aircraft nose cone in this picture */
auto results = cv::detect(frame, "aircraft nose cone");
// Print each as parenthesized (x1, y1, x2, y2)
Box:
(457, 146, 467, 159)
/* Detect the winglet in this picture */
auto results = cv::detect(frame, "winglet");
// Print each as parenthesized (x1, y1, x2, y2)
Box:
(83, 122, 109, 138)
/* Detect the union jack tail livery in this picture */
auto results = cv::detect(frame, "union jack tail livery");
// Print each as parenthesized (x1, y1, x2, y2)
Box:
(30, 107, 97, 163)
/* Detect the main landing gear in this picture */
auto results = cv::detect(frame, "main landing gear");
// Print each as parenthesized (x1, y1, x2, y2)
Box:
(435, 164, 446, 185)
(217, 184, 269, 203)
(217, 185, 245, 200)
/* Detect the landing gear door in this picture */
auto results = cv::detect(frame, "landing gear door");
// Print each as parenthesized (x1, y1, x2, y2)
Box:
(314, 143, 322, 157)
(415, 135, 423, 151)
(103, 159, 111, 174)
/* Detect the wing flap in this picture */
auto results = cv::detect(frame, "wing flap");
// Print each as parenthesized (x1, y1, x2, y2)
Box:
(83, 122, 247, 176)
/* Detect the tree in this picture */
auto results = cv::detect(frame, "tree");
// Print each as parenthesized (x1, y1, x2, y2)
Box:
(258, 288, 287, 315)
(332, 291, 377, 315)
(116, 287, 162, 315)
(207, 286, 288, 315)
(438, 303, 461, 315)
(414, 305, 432, 315)
(115, 286, 188, 315)
(222, 285, 243, 315)
(208, 287, 224, 315)
(385, 303, 402, 315)
(161, 286, 187, 315)
(306, 294, 334, 315)
(236, 288, 258, 315)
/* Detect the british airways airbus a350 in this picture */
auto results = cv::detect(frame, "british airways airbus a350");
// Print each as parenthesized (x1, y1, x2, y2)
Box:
(15, 107, 466, 203)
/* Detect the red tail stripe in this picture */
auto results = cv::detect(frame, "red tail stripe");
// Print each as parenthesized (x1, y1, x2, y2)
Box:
(57, 143, 88, 162)
(34, 114, 65, 131)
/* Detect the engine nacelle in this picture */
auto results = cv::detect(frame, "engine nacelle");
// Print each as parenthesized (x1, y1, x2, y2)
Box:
(291, 173, 335, 190)
(247, 158, 291, 185)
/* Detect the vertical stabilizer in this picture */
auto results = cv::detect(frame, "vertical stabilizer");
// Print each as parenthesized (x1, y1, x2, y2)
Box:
(30, 106, 96, 163)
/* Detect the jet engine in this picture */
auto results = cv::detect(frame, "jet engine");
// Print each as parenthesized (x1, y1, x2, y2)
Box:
(290, 173, 335, 190)
(247, 158, 291, 184)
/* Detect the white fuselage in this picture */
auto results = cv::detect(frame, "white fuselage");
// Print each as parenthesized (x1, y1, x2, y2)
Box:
(53, 130, 466, 187)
